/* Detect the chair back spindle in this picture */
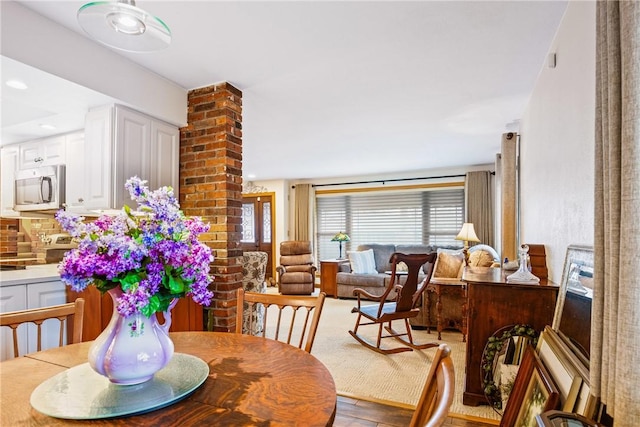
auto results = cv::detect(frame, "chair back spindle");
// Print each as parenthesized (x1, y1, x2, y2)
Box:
(235, 289, 326, 353)
(0, 298, 85, 358)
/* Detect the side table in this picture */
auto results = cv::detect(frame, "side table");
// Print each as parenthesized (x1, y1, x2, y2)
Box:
(426, 279, 467, 342)
(320, 259, 350, 297)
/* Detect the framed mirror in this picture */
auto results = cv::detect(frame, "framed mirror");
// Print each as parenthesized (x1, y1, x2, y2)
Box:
(481, 324, 539, 413)
(551, 245, 593, 364)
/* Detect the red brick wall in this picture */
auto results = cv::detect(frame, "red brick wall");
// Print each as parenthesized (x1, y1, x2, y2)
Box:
(0, 219, 18, 259)
(180, 82, 243, 332)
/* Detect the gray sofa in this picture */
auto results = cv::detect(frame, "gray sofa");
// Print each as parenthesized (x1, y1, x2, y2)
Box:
(336, 243, 460, 299)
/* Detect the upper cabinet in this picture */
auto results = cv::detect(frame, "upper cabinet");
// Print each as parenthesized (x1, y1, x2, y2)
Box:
(0, 145, 19, 218)
(18, 135, 66, 169)
(1, 132, 83, 218)
(80, 105, 179, 212)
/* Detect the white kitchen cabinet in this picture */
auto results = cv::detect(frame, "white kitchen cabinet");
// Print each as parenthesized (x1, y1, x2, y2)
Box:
(18, 135, 66, 169)
(151, 120, 180, 195)
(0, 145, 19, 217)
(0, 279, 66, 361)
(26, 280, 67, 354)
(2, 132, 84, 217)
(82, 104, 179, 211)
(0, 284, 27, 360)
(63, 131, 86, 213)
(114, 107, 152, 208)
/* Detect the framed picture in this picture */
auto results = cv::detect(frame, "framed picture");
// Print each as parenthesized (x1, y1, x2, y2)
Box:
(536, 410, 601, 427)
(500, 346, 560, 427)
(541, 326, 599, 420)
(536, 327, 583, 411)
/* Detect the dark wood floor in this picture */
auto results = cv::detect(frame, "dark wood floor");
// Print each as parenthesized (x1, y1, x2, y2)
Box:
(334, 395, 499, 427)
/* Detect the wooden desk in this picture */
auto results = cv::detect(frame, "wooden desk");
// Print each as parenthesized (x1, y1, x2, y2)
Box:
(426, 279, 467, 342)
(0, 332, 337, 426)
(462, 267, 558, 407)
(320, 259, 350, 297)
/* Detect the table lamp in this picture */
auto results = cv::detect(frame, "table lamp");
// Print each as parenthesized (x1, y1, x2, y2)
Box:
(331, 232, 350, 259)
(455, 223, 480, 266)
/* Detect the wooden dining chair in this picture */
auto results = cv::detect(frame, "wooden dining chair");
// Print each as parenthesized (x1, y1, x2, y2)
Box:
(349, 252, 439, 354)
(409, 343, 455, 427)
(0, 298, 85, 358)
(235, 288, 326, 353)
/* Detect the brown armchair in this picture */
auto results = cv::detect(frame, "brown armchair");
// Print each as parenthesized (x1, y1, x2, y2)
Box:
(276, 241, 317, 295)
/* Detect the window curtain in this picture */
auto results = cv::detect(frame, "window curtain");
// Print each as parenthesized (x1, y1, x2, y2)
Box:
(593, 1, 640, 423)
(294, 184, 313, 241)
(466, 171, 494, 248)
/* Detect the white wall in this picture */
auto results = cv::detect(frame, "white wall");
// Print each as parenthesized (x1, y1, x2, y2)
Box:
(519, 1, 596, 282)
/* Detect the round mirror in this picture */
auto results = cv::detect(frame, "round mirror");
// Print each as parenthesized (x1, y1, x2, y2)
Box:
(481, 324, 539, 413)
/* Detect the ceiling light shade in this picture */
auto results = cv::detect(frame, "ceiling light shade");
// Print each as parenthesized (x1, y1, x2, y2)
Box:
(77, 1, 171, 52)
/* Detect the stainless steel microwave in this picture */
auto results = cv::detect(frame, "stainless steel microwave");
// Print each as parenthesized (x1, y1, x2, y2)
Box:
(14, 165, 66, 212)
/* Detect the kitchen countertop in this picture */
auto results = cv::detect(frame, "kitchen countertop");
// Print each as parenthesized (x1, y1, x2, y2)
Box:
(0, 264, 61, 287)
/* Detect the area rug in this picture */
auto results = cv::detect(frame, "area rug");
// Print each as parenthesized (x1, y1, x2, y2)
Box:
(264, 290, 501, 423)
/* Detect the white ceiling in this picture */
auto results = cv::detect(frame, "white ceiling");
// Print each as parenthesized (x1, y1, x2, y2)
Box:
(1, 0, 569, 181)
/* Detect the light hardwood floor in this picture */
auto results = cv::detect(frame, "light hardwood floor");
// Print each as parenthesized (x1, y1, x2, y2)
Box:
(334, 395, 499, 427)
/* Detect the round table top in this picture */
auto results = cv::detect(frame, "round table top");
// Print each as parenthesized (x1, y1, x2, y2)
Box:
(0, 331, 337, 426)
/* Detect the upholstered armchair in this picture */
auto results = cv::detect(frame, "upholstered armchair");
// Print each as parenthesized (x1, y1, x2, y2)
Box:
(241, 251, 268, 334)
(276, 241, 317, 295)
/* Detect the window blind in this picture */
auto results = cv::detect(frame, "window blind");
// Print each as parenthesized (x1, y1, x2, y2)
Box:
(316, 187, 464, 261)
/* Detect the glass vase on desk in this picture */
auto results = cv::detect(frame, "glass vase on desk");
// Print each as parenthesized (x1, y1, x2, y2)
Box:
(506, 244, 540, 284)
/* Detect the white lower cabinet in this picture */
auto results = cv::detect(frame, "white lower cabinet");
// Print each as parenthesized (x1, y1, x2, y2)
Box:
(0, 284, 27, 361)
(0, 280, 67, 361)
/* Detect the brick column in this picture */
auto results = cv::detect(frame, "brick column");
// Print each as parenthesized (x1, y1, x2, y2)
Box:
(180, 83, 243, 332)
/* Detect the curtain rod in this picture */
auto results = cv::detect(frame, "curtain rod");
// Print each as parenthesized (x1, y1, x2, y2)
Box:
(291, 171, 494, 189)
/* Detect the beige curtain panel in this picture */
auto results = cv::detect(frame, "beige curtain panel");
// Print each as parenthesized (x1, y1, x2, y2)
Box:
(294, 184, 312, 241)
(593, 1, 640, 424)
(466, 171, 494, 248)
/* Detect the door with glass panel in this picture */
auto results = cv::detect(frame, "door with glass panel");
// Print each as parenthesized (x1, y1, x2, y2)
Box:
(241, 195, 274, 284)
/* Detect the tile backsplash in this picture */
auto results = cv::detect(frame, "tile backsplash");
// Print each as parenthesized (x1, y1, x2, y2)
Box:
(0, 218, 63, 265)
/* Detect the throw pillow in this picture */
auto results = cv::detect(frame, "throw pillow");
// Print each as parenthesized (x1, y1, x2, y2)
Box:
(468, 249, 495, 267)
(348, 249, 377, 274)
(433, 249, 464, 278)
(395, 261, 408, 272)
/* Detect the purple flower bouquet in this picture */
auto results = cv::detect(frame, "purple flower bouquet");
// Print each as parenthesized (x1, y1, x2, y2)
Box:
(56, 177, 214, 317)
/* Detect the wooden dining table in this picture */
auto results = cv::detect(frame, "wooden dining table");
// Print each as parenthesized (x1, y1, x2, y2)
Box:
(0, 331, 337, 426)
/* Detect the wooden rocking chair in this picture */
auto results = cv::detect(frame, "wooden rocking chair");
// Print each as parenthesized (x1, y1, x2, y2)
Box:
(349, 252, 438, 354)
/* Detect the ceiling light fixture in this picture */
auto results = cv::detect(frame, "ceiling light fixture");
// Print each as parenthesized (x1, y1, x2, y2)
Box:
(77, 0, 171, 52)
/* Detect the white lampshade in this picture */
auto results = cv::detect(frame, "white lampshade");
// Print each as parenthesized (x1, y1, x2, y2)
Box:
(455, 223, 480, 243)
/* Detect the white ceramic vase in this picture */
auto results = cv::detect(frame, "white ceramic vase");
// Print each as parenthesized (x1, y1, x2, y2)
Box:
(88, 287, 177, 385)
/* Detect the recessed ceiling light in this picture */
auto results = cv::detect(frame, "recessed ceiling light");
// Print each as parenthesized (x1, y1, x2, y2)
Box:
(6, 79, 28, 90)
(247, 174, 257, 179)
(40, 124, 57, 130)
